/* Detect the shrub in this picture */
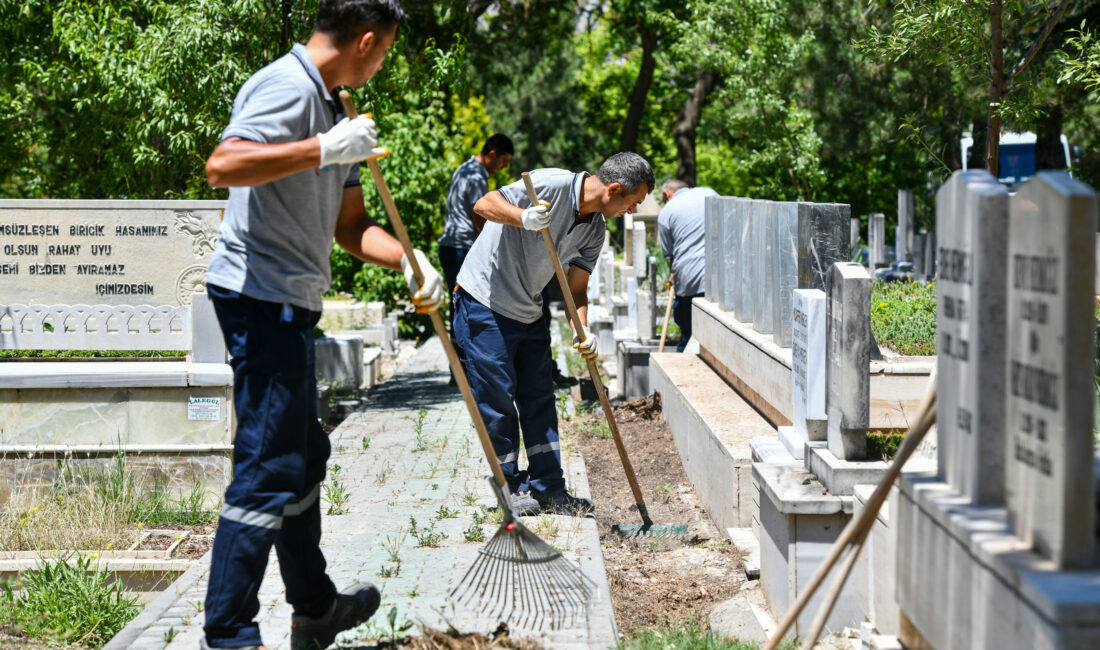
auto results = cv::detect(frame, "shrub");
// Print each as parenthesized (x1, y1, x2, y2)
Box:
(870, 280, 936, 356)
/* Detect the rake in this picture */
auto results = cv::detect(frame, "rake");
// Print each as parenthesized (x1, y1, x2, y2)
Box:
(338, 92, 594, 631)
(522, 172, 687, 540)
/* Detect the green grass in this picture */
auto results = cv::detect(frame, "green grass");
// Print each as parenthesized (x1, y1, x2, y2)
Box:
(620, 618, 797, 649)
(870, 280, 936, 356)
(0, 349, 186, 358)
(0, 554, 141, 648)
(868, 430, 906, 461)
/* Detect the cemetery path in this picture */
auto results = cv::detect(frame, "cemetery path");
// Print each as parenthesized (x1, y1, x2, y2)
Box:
(109, 337, 616, 650)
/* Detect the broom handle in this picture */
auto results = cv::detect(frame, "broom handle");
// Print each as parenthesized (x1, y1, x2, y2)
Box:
(522, 172, 652, 526)
(340, 91, 508, 490)
(762, 378, 937, 650)
(658, 277, 674, 353)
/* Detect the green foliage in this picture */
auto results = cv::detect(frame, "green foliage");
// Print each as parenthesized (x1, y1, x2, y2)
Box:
(868, 430, 906, 461)
(1, 554, 140, 648)
(323, 463, 350, 516)
(408, 516, 447, 548)
(1059, 24, 1100, 92)
(870, 280, 937, 357)
(462, 520, 486, 543)
(620, 617, 796, 649)
(0, 349, 186, 358)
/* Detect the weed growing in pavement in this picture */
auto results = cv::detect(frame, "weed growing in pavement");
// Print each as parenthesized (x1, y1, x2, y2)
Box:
(382, 534, 403, 564)
(471, 507, 489, 526)
(450, 465, 459, 478)
(361, 435, 371, 451)
(557, 391, 570, 421)
(412, 407, 429, 452)
(409, 517, 447, 547)
(488, 507, 504, 525)
(531, 515, 559, 537)
(431, 483, 439, 490)
(434, 505, 459, 519)
(462, 490, 479, 507)
(323, 464, 350, 515)
(163, 627, 178, 643)
(408, 588, 419, 598)
(0, 553, 140, 647)
(656, 483, 673, 503)
(377, 564, 399, 578)
(463, 521, 486, 542)
(622, 617, 798, 649)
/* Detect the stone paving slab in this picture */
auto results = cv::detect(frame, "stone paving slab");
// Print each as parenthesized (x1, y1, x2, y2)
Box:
(111, 337, 615, 649)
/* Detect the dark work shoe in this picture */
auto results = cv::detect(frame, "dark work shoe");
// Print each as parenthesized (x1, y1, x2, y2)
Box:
(552, 368, 578, 387)
(200, 640, 266, 650)
(510, 491, 541, 516)
(290, 582, 381, 650)
(534, 490, 594, 515)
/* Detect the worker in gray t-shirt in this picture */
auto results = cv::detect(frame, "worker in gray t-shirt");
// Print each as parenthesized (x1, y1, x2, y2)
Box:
(199, 3, 443, 649)
(658, 179, 718, 352)
(453, 152, 654, 516)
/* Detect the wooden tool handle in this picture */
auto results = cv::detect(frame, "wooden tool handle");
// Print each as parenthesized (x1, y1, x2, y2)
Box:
(522, 172, 652, 524)
(341, 90, 507, 490)
(658, 275, 675, 353)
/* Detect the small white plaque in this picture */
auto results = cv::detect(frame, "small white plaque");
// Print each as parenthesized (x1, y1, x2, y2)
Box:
(187, 396, 221, 421)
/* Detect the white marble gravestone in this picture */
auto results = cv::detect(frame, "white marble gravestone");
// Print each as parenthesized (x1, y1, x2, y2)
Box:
(716, 197, 739, 312)
(826, 262, 872, 460)
(0, 200, 224, 306)
(632, 222, 647, 279)
(704, 196, 719, 300)
(897, 189, 914, 262)
(935, 171, 1010, 505)
(850, 217, 861, 257)
(868, 212, 886, 270)
(737, 200, 763, 322)
(1004, 171, 1098, 569)
(792, 289, 827, 442)
(755, 201, 778, 335)
(772, 202, 800, 347)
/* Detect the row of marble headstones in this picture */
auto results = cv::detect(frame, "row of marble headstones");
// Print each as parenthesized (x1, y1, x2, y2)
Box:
(702, 198, 852, 347)
(586, 221, 657, 344)
(862, 190, 937, 280)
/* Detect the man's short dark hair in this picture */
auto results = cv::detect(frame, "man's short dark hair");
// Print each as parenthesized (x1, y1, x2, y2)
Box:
(596, 152, 655, 194)
(481, 133, 514, 156)
(316, 0, 407, 44)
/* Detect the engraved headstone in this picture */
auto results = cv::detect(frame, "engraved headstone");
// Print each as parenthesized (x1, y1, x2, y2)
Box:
(772, 202, 800, 347)
(935, 170, 1010, 505)
(798, 203, 852, 293)
(755, 201, 777, 335)
(868, 213, 886, 270)
(792, 289, 827, 441)
(826, 262, 871, 460)
(718, 197, 741, 313)
(912, 233, 927, 280)
(850, 217, 861, 256)
(704, 196, 719, 300)
(632, 222, 647, 279)
(737, 200, 763, 322)
(923, 231, 936, 279)
(623, 212, 634, 267)
(1004, 171, 1098, 569)
(0, 200, 223, 306)
(897, 189, 914, 262)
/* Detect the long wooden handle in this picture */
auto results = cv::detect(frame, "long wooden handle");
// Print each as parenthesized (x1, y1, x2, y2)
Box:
(522, 172, 652, 525)
(658, 276, 675, 353)
(340, 90, 507, 490)
(762, 378, 937, 649)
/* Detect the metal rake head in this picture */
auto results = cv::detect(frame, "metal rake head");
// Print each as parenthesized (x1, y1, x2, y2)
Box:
(449, 478, 596, 631)
(611, 523, 688, 539)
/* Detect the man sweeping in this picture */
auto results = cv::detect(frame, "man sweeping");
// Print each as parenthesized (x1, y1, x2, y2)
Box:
(657, 179, 717, 352)
(453, 152, 654, 515)
(200, 1, 443, 648)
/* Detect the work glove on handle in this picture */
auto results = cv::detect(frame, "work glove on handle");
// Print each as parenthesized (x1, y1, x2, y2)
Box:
(572, 327, 599, 361)
(317, 116, 386, 167)
(521, 200, 551, 231)
(401, 249, 444, 314)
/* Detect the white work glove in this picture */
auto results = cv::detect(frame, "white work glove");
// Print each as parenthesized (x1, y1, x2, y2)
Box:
(317, 116, 386, 167)
(521, 200, 552, 231)
(572, 327, 599, 361)
(401, 249, 444, 314)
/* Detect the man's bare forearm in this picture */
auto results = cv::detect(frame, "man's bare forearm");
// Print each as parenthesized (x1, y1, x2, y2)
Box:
(205, 137, 321, 187)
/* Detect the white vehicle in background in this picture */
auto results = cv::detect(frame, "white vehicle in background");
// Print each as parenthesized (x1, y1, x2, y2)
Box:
(960, 131, 1073, 186)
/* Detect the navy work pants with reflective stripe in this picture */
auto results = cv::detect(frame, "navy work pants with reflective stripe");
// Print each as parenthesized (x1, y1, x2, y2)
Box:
(203, 285, 336, 648)
(452, 288, 564, 495)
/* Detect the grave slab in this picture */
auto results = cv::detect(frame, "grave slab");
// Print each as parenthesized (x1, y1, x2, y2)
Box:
(897, 190, 914, 262)
(719, 197, 743, 313)
(869, 213, 886, 270)
(826, 263, 872, 460)
(755, 201, 778, 335)
(737, 200, 763, 322)
(804, 445, 887, 496)
(772, 202, 800, 347)
(791, 289, 827, 444)
(798, 202, 852, 293)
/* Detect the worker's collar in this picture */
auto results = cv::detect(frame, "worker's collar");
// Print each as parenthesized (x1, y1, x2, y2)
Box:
(572, 172, 599, 221)
(290, 44, 340, 119)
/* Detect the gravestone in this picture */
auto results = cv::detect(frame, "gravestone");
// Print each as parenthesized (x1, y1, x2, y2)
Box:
(755, 201, 778, 335)
(798, 203, 852, 293)
(632, 222, 647, 279)
(897, 190, 914, 262)
(717, 197, 740, 312)
(623, 212, 634, 267)
(587, 253, 601, 302)
(626, 275, 638, 336)
(601, 251, 615, 306)
(850, 217, 861, 256)
(1004, 171, 1098, 569)
(868, 213, 886, 270)
(772, 202, 800, 347)
(0, 200, 223, 306)
(826, 262, 871, 460)
(935, 171, 1010, 505)
(912, 233, 927, 280)
(737, 200, 762, 322)
(792, 289, 827, 441)
(704, 196, 719, 300)
(923, 232, 936, 279)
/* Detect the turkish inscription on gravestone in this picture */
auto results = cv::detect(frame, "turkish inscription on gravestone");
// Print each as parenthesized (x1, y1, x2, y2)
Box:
(0, 200, 223, 306)
(1004, 171, 1097, 569)
(792, 289, 827, 441)
(935, 171, 1008, 506)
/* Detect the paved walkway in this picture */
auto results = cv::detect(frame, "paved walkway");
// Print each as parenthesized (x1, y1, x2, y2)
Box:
(108, 337, 615, 649)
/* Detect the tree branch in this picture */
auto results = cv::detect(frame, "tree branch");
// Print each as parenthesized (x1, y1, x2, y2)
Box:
(1007, 0, 1072, 81)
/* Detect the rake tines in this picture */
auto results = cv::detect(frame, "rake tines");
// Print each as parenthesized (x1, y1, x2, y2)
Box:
(449, 479, 596, 631)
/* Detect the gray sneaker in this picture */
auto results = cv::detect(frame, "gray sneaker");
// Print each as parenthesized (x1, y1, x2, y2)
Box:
(290, 582, 381, 650)
(510, 491, 541, 516)
(535, 490, 594, 515)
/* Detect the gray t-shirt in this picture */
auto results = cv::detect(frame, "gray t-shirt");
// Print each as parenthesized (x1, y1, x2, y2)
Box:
(658, 186, 717, 297)
(438, 156, 489, 250)
(205, 44, 361, 312)
(457, 169, 605, 323)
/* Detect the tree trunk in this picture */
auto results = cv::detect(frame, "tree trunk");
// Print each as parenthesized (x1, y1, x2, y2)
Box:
(620, 25, 657, 153)
(987, 0, 1004, 179)
(1036, 105, 1066, 170)
(673, 71, 717, 187)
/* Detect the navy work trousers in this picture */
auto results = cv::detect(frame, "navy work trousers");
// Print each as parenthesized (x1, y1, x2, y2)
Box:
(672, 293, 703, 353)
(452, 288, 564, 495)
(203, 285, 336, 648)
